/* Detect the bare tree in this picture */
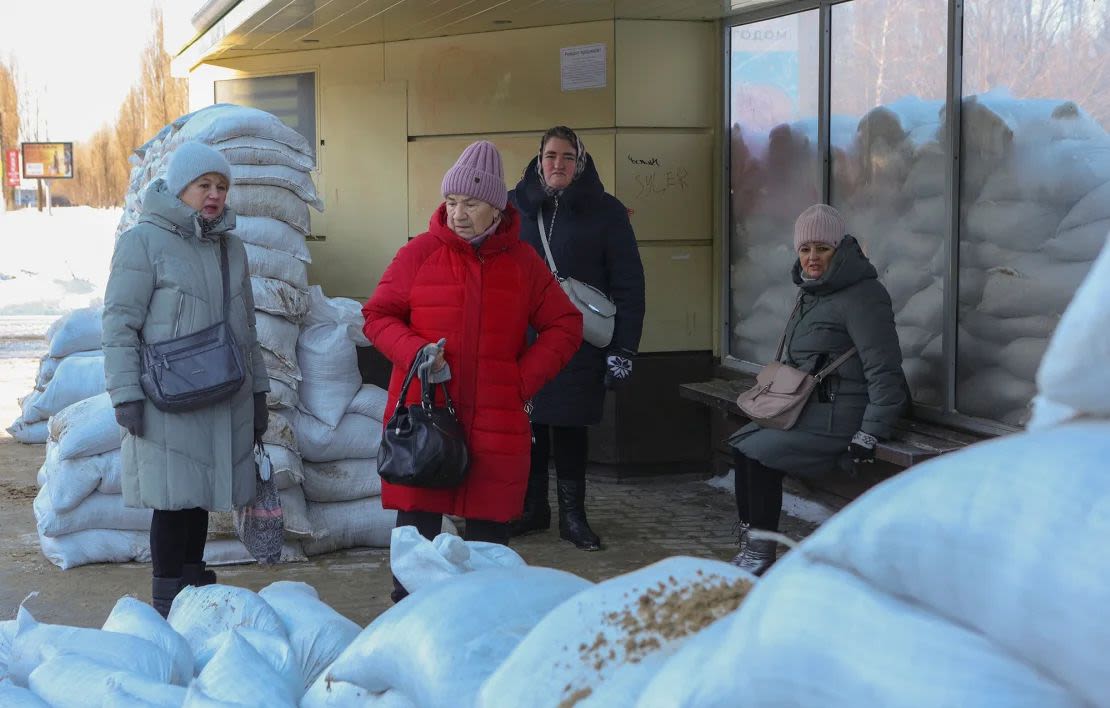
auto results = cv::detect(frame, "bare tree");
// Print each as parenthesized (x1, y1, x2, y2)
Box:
(0, 57, 21, 209)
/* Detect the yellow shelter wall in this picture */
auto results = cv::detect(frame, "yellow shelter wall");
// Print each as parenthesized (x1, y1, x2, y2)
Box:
(189, 19, 720, 354)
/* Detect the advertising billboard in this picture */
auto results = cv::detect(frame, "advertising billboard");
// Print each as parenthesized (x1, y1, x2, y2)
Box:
(21, 142, 74, 179)
(4, 148, 18, 187)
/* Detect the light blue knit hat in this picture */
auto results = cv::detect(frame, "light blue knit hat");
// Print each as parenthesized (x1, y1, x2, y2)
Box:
(165, 141, 232, 197)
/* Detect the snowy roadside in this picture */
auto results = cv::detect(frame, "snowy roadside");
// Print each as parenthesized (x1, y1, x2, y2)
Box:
(0, 206, 119, 317)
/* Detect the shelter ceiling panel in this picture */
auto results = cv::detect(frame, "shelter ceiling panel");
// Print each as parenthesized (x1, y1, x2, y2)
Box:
(385, 21, 615, 136)
(406, 132, 616, 236)
(615, 131, 713, 241)
(639, 244, 713, 352)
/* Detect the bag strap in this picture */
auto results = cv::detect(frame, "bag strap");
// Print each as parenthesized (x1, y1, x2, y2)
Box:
(773, 295, 804, 362)
(814, 346, 857, 382)
(219, 237, 230, 323)
(421, 371, 458, 415)
(536, 202, 561, 278)
(389, 354, 424, 418)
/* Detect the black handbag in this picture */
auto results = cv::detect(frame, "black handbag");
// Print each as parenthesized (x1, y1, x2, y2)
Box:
(377, 353, 470, 489)
(139, 237, 246, 412)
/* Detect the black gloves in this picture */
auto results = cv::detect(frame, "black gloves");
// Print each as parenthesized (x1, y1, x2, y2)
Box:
(849, 431, 878, 464)
(114, 401, 144, 437)
(254, 392, 269, 439)
(604, 348, 636, 390)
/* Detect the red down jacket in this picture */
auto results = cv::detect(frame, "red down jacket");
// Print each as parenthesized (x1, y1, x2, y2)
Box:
(363, 203, 582, 522)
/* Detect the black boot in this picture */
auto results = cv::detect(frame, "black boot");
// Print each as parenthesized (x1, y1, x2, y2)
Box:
(557, 480, 601, 551)
(511, 470, 551, 537)
(151, 576, 183, 619)
(182, 562, 217, 588)
(729, 538, 778, 577)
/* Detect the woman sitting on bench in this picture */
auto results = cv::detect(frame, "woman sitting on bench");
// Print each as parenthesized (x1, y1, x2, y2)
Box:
(728, 204, 907, 576)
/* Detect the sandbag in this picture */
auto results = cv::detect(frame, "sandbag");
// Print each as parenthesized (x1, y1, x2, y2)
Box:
(295, 410, 382, 463)
(29, 355, 105, 420)
(102, 596, 194, 686)
(635, 615, 733, 708)
(251, 276, 309, 323)
(0, 679, 49, 707)
(35, 351, 102, 391)
(195, 628, 302, 700)
(302, 459, 381, 503)
(267, 379, 300, 410)
(218, 135, 315, 171)
(261, 411, 300, 453)
(297, 287, 366, 427)
(9, 607, 172, 687)
(172, 104, 314, 158)
(346, 384, 389, 421)
(102, 671, 188, 707)
(38, 528, 150, 570)
(267, 443, 305, 490)
(479, 557, 754, 708)
(202, 539, 307, 566)
(1033, 235, 1110, 422)
(1, 619, 15, 677)
(234, 215, 311, 262)
(229, 185, 311, 235)
(6, 419, 48, 444)
(49, 393, 120, 460)
(38, 447, 120, 513)
(167, 584, 287, 675)
(301, 497, 401, 555)
(187, 630, 297, 707)
(259, 581, 361, 690)
(28, 655, 173, 708)
(47, 308, 102, 358)
(278, 485, 317, 539)
(231, 163, 323, 211)
(34, 487, 152, 537)
(255, 311, 301, 372)
(390, 526, 526, 596)
(304, 567, 591, 708)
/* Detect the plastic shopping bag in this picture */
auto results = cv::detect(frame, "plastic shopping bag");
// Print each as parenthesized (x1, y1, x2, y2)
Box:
(234, 443, 284, 564)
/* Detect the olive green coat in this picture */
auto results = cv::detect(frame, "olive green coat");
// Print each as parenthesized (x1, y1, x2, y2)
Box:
(102, 179, 269, 511)
(730, 236, 907, 478)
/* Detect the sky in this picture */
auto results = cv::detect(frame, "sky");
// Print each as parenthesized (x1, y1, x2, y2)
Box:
(0, 0, 161, 143)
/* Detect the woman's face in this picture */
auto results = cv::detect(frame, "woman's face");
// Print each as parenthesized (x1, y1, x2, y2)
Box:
(541, 136, 577, 191)
(798, 242, 836, 279)
(445, 194, 499, 240)
(180, 173, 229, 220)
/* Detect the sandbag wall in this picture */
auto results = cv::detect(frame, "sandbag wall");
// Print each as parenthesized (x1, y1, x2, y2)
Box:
(6, 309, 106, 444)
(729, 90, 1109, 424)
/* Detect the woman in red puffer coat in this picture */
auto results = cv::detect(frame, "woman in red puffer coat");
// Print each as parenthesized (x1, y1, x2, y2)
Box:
(363, 141, 582, 601)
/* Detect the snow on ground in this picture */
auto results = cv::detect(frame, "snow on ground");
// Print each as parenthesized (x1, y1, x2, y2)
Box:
(0, 206, 119, 316)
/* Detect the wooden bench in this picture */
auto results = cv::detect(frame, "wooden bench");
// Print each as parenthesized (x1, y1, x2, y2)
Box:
(680, 376, 983, 468)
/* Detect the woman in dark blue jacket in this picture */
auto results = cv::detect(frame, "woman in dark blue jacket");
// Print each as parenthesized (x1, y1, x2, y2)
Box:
(508, 126, 646, 550)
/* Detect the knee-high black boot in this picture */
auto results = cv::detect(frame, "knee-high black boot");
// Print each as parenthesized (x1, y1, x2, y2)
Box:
(557, 479, 601, 551)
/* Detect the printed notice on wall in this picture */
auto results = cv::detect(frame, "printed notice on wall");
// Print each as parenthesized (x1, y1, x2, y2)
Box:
(560, 43, 606, 91)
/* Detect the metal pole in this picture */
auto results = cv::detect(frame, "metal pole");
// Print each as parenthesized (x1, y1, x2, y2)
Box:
(942, 0, 964, 414)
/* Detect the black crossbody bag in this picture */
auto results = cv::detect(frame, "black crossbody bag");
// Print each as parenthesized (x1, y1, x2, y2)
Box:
(139, 237, 245, 412)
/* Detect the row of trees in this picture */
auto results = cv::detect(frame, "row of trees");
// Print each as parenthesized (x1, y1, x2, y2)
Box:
(0, 7, 187, 210)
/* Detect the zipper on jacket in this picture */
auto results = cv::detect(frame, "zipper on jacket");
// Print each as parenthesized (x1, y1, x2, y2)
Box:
(171, 291, 185, 338)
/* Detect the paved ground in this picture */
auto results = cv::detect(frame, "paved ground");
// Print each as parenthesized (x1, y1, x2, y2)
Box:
(0, 328, 816, 629)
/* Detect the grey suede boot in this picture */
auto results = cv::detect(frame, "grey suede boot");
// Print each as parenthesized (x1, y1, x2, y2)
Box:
(729, 538, 778, 577)
(151, 576, 183, 619)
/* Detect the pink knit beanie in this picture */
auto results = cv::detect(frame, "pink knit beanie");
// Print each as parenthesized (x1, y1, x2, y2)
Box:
(441, 141, 507, 211)
(794, 204, 847, 251)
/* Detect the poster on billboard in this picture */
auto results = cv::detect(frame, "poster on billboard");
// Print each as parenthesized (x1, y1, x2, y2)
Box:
(21, 142, 74, 179)
(4, 148, 19, 187)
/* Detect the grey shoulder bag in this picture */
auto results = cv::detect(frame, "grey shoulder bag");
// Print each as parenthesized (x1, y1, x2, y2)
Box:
(537, 208, 617, 349)
(139, 237, 245, 412)
(735, 296, 856, 431)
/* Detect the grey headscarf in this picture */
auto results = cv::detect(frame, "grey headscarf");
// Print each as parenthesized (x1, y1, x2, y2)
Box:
(537, 125, 587, 195)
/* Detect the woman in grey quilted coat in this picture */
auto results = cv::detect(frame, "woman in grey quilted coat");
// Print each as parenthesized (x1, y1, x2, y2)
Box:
(102, 141, 270, 616)
(728, 204, 907, 576)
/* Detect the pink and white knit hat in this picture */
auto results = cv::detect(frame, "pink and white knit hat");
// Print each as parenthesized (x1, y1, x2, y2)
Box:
(794, 204, 847, 251)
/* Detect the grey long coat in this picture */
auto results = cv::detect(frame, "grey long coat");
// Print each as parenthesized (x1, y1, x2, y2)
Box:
(102, 179, 268, 511)
(730, 236, 907, 478)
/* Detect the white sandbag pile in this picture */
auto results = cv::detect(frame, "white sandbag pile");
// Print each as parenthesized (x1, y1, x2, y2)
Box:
(729, 89, 1109, 422)
(7, 308, 105, 444)
(115, 104, 322, 415)
(0, 581, 358, 707)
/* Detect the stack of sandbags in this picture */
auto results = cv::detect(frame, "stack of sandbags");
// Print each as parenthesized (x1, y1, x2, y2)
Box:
(291, 288, 395, 555)
(33, 393, 150, 569)
(115, 104, 321, 413)
(0, 581, 359, 706)
(7, 308, 105, 444)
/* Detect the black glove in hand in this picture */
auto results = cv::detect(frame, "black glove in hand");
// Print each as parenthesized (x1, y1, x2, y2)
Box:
(849, 430, 878, 464)
(114, 401, 144, 437)
(254, 392, 269, 439)
(604, 348, 635, 390)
